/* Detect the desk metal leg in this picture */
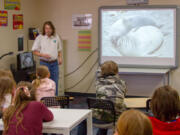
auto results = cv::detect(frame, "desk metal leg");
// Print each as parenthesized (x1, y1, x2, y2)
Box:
(87, 112, 93, 135)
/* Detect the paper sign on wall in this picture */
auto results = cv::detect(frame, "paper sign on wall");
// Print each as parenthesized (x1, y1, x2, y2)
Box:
(4, 0, 20, 10)
(78, 30, 91, 51)
(72, 14, 92, 29)
(0, 11, 8, 26)
(13, 14, 23, 30)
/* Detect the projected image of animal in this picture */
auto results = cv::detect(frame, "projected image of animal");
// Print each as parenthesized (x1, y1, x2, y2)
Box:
(100, 7, 176, 68)
(109, 16, 164, 57)
(101, 9, 175, 58)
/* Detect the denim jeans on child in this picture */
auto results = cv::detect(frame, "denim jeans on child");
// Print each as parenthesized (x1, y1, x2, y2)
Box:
(40, 60, 59, 96)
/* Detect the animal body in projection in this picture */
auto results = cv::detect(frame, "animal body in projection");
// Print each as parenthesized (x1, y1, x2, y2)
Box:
(109, 16, 164, 57)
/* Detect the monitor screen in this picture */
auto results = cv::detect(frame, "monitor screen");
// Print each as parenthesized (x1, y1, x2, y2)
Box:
(18, 52, 34, 70)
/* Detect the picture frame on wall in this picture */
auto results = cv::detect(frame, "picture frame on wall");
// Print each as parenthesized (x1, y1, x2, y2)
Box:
(72, 14, 92, 29)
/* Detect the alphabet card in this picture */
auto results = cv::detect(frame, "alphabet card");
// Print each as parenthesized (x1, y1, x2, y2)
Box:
(0, 11, 8, 26)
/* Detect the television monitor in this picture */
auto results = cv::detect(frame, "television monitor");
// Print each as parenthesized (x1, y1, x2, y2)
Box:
(17, 52, 34, 70)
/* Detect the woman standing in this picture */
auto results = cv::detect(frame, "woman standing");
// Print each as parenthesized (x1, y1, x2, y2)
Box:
(32, 21, 62, 96)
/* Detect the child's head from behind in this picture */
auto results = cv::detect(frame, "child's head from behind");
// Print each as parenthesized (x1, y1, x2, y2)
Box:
(33, 66, 50, 89)
(101, 61, 118, 76)
(17, 81, 33, 90)
(0, 69, 14, 79)
(151, 85, 180, 122)
(36, 66, 50, 79)
(3, 86, 32, 133)
(115, 109, 152, 135)
(14, 86, 31, 105)
(17, 81, 36, 101)
(0, 77, 15, 104)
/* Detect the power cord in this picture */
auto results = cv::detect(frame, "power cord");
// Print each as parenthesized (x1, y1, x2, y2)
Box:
(65, 48, 98, 77)
(65, 58, 98, 91)
(86, 74, 96, 92)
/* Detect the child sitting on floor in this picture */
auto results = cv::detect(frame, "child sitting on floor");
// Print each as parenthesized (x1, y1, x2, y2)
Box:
(32, 66, 56, 101)
(149, 86, 180, 135)
(94, 61, 127, 135)
(114, 109, 152, 135)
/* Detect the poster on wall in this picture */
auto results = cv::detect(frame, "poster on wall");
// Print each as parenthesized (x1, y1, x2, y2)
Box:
(4, 0, 20, 10)
(78, 30, 91, 51)
(13, 14, 23, 30)
(72, 14, 92, 29)
(0, 11, 8, 26)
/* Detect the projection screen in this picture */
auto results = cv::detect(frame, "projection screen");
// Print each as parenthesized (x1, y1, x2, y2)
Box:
(99, 6, 178, 68)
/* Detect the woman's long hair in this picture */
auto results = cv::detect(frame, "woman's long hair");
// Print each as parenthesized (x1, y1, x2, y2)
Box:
(3, 87, 32, 134)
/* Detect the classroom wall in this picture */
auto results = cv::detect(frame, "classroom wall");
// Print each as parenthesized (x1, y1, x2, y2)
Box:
(36, 0, 180, 96)
(2, 0, 180, 96)
(0, 0, 42, 69)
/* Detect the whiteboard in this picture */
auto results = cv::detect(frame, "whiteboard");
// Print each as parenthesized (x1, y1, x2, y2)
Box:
(99, 6, 178, 69)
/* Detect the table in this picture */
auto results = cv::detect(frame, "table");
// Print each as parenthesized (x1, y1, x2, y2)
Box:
(43, 108, 92, 135)
(0, 108, 93, 135)
(124, 98, 150, 109)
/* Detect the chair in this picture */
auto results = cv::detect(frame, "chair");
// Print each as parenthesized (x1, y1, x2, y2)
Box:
(41, 96, 70, 108)
(87, 97, 116, 130)
(146, 99, 152, 112)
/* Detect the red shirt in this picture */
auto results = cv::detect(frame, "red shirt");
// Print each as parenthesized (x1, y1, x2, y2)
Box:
(149, 116, 180, 135)
(6, 101, 54, 135)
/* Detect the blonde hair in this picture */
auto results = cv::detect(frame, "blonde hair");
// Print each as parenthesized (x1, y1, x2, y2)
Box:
(0, 69, 14, 79)
(17, 81, 33, 90)
(33, 66, 50, 88)
(17, 81, 36, 101)
(101, 61, 118, 76)
(116, 109, 152, 135)
(0, 77, 14, 111)
(3, 87, 32, 134)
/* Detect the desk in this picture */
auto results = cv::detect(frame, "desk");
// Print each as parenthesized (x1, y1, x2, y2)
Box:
(0, 108, 93, 135)
(124, 98, 150, 109)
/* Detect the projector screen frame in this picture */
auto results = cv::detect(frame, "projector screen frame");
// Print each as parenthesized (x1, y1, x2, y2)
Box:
(98, 5, 178, 69)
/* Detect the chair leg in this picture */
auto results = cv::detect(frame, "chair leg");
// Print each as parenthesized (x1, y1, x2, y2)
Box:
(77, 120, 87, 135)
(97, 129, 108, 135)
